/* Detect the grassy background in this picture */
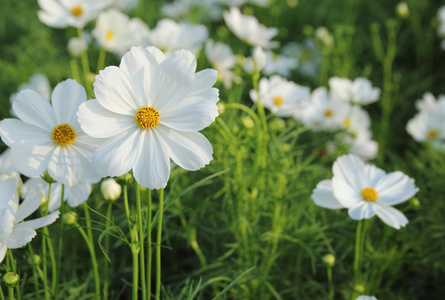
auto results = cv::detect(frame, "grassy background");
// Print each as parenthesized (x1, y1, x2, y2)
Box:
(1, 0, 445, 299)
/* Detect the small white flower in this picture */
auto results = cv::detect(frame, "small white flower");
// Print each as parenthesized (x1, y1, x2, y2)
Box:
(282, 40, 321, 78)
(243, 46, 266, 73)
(38, 0, 112, 29)
(205, 40, 241, 88)
(311, 154, 418, 229)
(148, 19, 208, 56)
(223, 7, 279, 49)
(0, 79, 102, 187)
(68, 37, 88, 57)
(0, 177, 59, 263)
(329, 77, 381, 105)
(77, 46, 219, 189)
(249, 75, 310, 117)
(100, 178, 122, 201)
(263, 50, 298, 77)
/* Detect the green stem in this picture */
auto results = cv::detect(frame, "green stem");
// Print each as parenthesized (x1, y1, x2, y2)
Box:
(42, 183, 52, 300)
(77, 27, 93, 97)
(146, 189, 152, 300)
(0, 284, 4, 300)
(70, 58, 81, 83)
(135, 183, 147, 300)
(75, 223, 101, 300)
(327, 266, 334, 300)
(6, 250, 14, 300)
(27, 244, 40, 299)
(155, 189, 164, 300)
(96, 47, 107, 74)
(353, 220, 364, 285)
(53, 184, 65, 299)
(83, 203, 101, 300)
(103, 202, 113, 300)
(132, 246, 139, 300)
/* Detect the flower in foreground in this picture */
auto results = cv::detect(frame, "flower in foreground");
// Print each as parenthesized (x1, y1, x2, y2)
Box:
(77, 46, 219, 189)
(311, 154, 418, 229)
(38, 0, 112, 29)
(0, 79, 101, 187)
(0, 178, 59, 263)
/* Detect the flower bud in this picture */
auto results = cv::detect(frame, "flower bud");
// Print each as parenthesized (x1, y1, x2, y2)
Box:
(396, 2, 409, 18)
(41, 170, 57, 184)
(67, 37, 88, 57)
(3, 272, 20, 288)
(63, 212, 77, 225)
(322, 254, 335, 267)
(115, 173, 133, 186)
(354, 284, 365, 293)
(101, 178, 122, 201)
(242, 116, 255, 129)
(410, 197, 420, 209)
(217, 102, 226, 115)
(29, 254, 41, 266)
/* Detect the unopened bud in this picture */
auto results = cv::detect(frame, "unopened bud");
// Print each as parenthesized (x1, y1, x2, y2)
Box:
(396, 2, 409, 18)
(67, 37, 87, 57)
(63, 212, 77, 225)
(115, 173, 133, 185)
(354, 284, 365, 293)
(242, 116, 255, 129)
(322, 254, 335, 267)
(411, 197, 420, 209)
(3, 272, 20, 287)
(217, 102, 226, 115)
(41, 170, 56, 184)
(101, 178, 122, 201)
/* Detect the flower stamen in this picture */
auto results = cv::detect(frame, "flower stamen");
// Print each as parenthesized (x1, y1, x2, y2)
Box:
(273, 95, 284, 106)
(361, 187, 378, 202)
(324, 109, 333, 117)
(427, 129, 438, 139)
(106, 30, 114, 41)
(51, 124, 76, 146)
(135, 106, 160, 130)
(71, 6, 83, 17)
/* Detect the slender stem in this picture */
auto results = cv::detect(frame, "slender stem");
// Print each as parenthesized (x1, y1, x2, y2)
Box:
(70, 58, 81, 83)
(123, 185, 132, 232)
(103, 202, 113, 300)
(7, 250, 15, 300)
(96, 47, 106, 74)
(327, 266, 334, 300)
(135, 183, 147, 299)
(75, 223, 101, 300)
(0, 285, 4, 300)
(353, 220, 363, 285)
(27, 244, 40, 299)
(132, 246, 139, 300)
(77, 27, 93, 97)
(83, 203, 101, 300)
(156, 189, 164, 300)
(42, 183, 52, 300)
(53, 184, 65, 299)
(146, 189, 152, 300)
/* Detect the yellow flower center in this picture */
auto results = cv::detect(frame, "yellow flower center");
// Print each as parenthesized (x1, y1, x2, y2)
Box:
(135, 106, 160, 130)
(273, 96, 284, 106)
(427, 129, 438, 139)
(343, 118, 351, 127)
(51, 124, 76, 146)
(106, 30, 114, 41)
(360, 187, 378, 202)
(71, 6, 83, 17)
(324, 109, 333, 117)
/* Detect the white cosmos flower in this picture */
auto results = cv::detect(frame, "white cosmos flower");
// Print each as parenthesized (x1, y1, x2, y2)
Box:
(329, 77, 381, 105)
(77, 46, 219, 189)
(263, 50, 298, 78)
(283, 39, 321, 79)
(147, 19, 208, 56)
(243, 46, 266, 73)
(0, 79, 102, 187)
(0, 178, 59, 263)
(311, 154, 418, 229)
(249, 75, 310, 117)
(38, 0, 112, 29)
(23, 177, 93, 212)
(223, 7, 279, 49)
(205, 40, 241, 89)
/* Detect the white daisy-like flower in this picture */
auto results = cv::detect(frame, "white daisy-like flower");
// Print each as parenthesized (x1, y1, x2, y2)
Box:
(406, 111, 445, 143)
(0, 177, 59, 263)
(77, 46, 219, 189)
(223, 7, 279, 49)
(249, 75, 310, 117)
(329, 77, 381, 105)
(242, 46, 266, 73)
(282, 39, 321, 79)
(299, 87, 350, 131)
(147, 19, 208, 56)
(0, 79, 102, 187)
(263, 50, 298, 78)
(311, 154, 418, 229)
(340, 105, 371, 134)
(68, 37, 88, 57)
(205, 40, 240, 88)
(38, 0, 112, 29)
(23, 177, 93, 212)
(414, 92, 445, 113)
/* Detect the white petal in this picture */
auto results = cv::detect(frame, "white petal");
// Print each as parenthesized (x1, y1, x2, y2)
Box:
(93, 128, 143, 177)
(3, 228, 36, 249)
(156, 126, 213, 171)
(77, 99, 136, 138)
(12, 141, 55, 178)
(94, 66, 142, 115)
(0, 179, 18, 209)
(374, 203, 408, 229)
(331, 176, 362, 208)
(133, 130, 170, 189)
(14, 188, 42, 223)
(51, 79, 87, 125)
(47, 146, 82, 187)
(364, 165, 386, 187)
(0, 243, 7, 263)
(348, 201, 376, 220)
(375, 171, 419, 206)
(15, 211, 59, 231)
(12, 90, 56, 131)
(0, 208, 15, 241)
(311, 179, 344, 209)
(169, 49, 197, 76)
(66, 181, 92, 208)
(0, 119, 51, 147)
(151, 56, 194, 111)
(332, 154, 368, 191)
(190, 69, 218, 94)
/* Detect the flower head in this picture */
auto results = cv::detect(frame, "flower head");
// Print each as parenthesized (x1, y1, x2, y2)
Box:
(311, 154, 418, 229)
(205, 40, 240, 88)
(329, 77, 380, 105)
(77, 46, 219, 189)
(0, 79, 101, 187)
